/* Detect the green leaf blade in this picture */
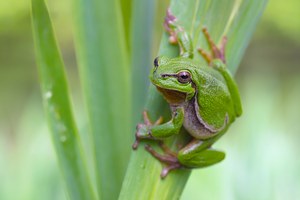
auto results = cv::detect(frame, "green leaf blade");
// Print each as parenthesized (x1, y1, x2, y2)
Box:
(225, 0, 268, 73)
(31, 0, 95, 199)
(130, 0, 156, 124)
(72, 0, 131, 199)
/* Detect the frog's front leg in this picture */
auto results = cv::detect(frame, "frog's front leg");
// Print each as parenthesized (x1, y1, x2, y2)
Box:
(132, 107, 184, 150)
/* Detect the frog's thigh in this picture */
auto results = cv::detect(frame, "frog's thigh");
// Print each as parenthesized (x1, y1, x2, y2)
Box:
(178, 139, 225, 168)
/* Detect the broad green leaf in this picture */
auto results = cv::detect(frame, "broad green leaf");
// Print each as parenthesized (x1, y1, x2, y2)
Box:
(119, 0, 267, 199)
(72, 0, 131, 199)
(31, 0, 95, 199)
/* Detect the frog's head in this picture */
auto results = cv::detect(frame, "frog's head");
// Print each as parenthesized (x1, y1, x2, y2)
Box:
(150, 56, 196, 104)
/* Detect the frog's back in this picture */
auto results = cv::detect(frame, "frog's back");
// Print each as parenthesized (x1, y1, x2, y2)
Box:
(192, 64, 237, 132)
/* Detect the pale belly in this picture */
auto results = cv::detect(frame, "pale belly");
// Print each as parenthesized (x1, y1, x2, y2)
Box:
(182, 98, 215, 139)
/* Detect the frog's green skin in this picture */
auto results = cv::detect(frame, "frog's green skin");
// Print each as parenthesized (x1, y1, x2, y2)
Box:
(133, 9, 242, 178)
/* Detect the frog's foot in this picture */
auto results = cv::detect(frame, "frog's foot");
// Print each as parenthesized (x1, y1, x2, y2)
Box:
(164, 8, 180, 44)
(197, 27, 227, 64)
(145, 144, 183, 179)
(132, 111, 163, 150)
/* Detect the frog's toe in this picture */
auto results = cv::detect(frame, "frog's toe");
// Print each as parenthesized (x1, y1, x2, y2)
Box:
(132, 138, 139, 150)
(145, 144, 184, 178)
(142, 111, 152, 125)
(161, 163, 182, 179)
(132, 124, 149, 150)
(136, 123, 151, 137)
(163, 8, 179, 45)
(164, 8, 177, 32)
(154, 116, 163, 125)
(145, 144, 177, 163)
(197, 47, 212, 64)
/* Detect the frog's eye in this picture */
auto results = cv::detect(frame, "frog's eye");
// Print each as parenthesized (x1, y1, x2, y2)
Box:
(177, 71, 191, 83)
(154, 57, 159, 67)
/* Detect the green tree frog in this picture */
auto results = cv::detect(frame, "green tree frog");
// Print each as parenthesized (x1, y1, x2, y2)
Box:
(132, 9, 242, 178)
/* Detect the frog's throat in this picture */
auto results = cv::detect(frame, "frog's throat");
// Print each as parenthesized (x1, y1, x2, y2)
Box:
(156, 86, 188, 105)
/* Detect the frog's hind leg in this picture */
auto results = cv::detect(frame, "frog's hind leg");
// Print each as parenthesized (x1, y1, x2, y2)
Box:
(178, 139, 225, 168)
(197, 27, 227, 64)
(145, 144, 183, 178)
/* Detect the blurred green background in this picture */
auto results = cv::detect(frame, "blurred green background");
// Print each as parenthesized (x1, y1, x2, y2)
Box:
(1, 0, 299, 199)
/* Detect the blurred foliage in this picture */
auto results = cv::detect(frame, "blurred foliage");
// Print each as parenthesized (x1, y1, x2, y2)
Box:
(0, 0, 300, 199)
(259, 0, 300, 42)
(31, 0, 96, 198)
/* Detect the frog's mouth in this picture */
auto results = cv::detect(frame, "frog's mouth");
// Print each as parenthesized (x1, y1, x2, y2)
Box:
(156, 86, 187, 105)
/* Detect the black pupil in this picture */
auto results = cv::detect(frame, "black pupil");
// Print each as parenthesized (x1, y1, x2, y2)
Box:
(178, 71, 191, 83)
(180, 73, 189, 79)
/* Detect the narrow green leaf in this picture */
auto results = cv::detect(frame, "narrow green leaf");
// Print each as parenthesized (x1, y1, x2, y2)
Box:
(31, 0, 95, 199)
(72, 0, 131, 199)
(131, 0, 156, 124)
(120, 0, 132, 51)
(119, 0, 267, 199)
